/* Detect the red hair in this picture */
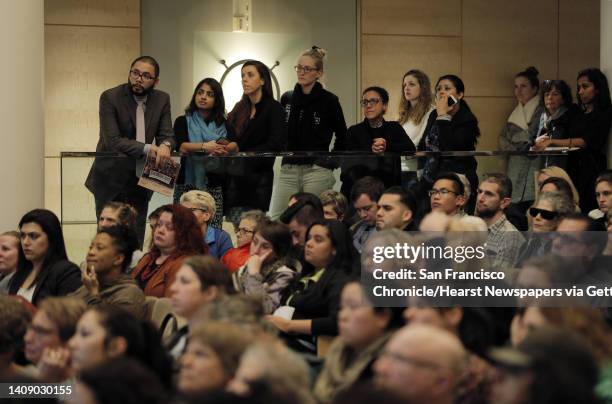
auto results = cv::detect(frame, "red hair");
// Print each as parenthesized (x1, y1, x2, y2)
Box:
(150, 204, 207, 258)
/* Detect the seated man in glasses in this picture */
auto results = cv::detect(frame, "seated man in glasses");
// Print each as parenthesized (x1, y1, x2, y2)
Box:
(429, 172, 468, 217)
(86, 56, 175, 248)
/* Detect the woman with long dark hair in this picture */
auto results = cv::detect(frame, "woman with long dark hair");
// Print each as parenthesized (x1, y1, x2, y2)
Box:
(131, 204, 206, 297)
(266, 220, 356, 354)
(566, 68, 612, 213)
(225, 60, 285, 224)
(419, 74, 481, 213)
(173, 78, 236, 228)
(9, 209, 81, 305)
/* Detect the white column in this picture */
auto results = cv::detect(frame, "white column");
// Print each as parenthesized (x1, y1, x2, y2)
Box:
(0, 0, 44, 230)
(602, 0, 612, 165)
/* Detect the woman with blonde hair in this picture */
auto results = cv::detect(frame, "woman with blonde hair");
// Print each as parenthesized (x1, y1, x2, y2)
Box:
(268, 46, 347, 220)
(398, 69, 434, 188)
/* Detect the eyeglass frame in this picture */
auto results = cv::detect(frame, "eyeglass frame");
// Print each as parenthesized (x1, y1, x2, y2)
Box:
(293, 65, 319, 74)
(236, 227, 255, 235)
(360, 98, 382, 107)
(129, 69, 156, 82)
(428, 188, 459, 198)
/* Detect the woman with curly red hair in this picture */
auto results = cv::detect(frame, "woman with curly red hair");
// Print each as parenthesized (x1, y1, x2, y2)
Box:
(132, 204, 206, 297)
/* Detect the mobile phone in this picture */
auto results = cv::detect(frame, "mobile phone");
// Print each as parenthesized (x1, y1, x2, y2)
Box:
(447, 95, 457, 107)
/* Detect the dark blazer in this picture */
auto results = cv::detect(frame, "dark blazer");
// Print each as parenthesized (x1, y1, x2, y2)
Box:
(85, 83, 175, 201)
(225, 96, 286, 211)
(9, 259, 82, 306)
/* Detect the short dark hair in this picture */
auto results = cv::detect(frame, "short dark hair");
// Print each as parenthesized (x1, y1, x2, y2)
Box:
(97, 225, 139, 271)
(350, 176, 385, 204)
(559, 213, 608, 254)
(482, 173, 513, 199)
(540, 79, 573, 109)
(433, 172, 464, 196)
(381, 186, 417, 213)
(279, 198, 324, 226)
(540, 177, 574, 206)
(362, 86, 389, 104)
(287, 204, 324, 228)
(595, 170, 612, 186)
(130, 56, 160, 78)
(101, 202, 138, 231)
(183, 255, 234, 294)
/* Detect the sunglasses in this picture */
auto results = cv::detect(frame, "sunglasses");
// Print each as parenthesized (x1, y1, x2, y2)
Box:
(528, 207, 558, 220)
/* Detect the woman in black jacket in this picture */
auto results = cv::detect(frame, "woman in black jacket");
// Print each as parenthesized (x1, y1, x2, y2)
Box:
(419, 74, 481, 213)
(341, 86, 415, 197)
(266, 220, 356, 354)
(268, 46, 347, 220)
(225, 60, 286, 223)
(9, 209, 81, 305)
(566, 68, 612, 213)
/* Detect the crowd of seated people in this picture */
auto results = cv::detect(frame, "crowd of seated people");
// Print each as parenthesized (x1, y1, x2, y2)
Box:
(1, 51, 612, 403)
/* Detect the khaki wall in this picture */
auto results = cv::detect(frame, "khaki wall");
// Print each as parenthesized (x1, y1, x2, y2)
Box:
(44, 0, 140, 261)
(361, 0, 600, 172)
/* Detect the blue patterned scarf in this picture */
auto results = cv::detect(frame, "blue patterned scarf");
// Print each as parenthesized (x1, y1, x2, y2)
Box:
(185, 112, 227, 188)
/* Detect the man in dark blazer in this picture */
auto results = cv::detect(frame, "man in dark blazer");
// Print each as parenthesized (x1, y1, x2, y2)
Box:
(85, 56, 174, 246)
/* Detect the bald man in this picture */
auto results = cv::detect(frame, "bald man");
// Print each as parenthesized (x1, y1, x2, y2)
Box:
(374, 324, 467, 404)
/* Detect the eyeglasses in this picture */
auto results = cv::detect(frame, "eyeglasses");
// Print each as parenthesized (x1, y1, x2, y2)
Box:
(294, 65, 319, 74)
(188, 207, 207, 214)
(237, 227, 255, 235)
(428, 189, 458, 197)
(360, 98, 381, 107)
(129, 69, 156, 82)
(529, 207, 558, 220)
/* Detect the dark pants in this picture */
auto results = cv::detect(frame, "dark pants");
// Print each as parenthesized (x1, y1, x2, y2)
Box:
(94, 182, 151, 248)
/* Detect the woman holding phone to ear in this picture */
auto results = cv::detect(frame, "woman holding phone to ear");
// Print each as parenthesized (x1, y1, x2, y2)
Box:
(419, 74, 480, 213)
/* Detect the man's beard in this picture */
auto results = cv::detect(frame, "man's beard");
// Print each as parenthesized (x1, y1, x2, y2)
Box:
(476, 206, 498, 218)
(128, 80, 153, 96)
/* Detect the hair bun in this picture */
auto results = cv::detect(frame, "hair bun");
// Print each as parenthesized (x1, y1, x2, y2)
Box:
(525, 66, 539, 77)
(311, 45, 327, 59)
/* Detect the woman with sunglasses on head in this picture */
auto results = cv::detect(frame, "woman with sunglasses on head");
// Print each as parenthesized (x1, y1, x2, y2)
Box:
(341, 86, 415, 197)
(9, 209, 82, 305)
(515, 191, 574, 267)
(563, 68, 612, 213)
(225, 60, 285, 225)
(268, 46, 347, 220)
(420, 74, 481, 214)
(173, 78, 236, 229)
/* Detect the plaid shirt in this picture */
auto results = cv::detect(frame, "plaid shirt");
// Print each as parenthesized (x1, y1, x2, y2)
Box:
(486, 215, 524, 270)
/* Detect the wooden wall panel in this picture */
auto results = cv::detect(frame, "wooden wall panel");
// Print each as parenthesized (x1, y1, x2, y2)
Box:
(45, 0, 139, 27)
(362, 0, 461, 36)
(45, 25, 139, 155)
(462, 0, 558, 97)
(559, 0, 600, 96)
(362, 35, 461, 121)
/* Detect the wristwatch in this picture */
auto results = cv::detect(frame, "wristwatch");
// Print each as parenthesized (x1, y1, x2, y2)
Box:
(161, 140, 172, 149)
